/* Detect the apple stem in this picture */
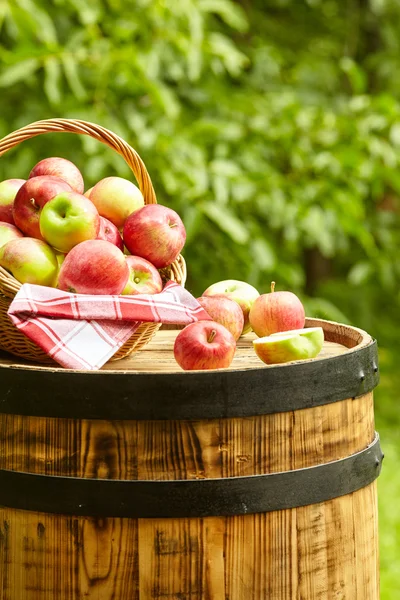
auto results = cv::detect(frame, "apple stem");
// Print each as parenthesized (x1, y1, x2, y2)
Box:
(169, 222, 178, 228)
(271, 281, 276, 293)
(208, 329, 217, 343)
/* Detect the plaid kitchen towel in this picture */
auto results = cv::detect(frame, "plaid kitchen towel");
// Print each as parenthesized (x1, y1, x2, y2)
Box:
(8, 281, 211, 370)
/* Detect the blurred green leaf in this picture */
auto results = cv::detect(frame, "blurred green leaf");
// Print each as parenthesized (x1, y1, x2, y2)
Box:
(201, 202, 249, 244)
(61, 54, 87, 100)
(0, 58, 39, 87)
(348, 262, 374, 286)
(44, 57, 62, 105)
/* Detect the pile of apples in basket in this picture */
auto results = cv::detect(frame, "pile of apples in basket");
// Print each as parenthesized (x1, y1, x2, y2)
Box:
(0, 157, 324, 371)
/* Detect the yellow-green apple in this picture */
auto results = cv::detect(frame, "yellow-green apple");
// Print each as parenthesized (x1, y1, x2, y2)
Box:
(84, 187, 94, 198)
(0, 222, 24, 248)
(122, 255, 163, 295)
(57, 239, 129, 295)
(13, 176, 72, 240)
(0, 179, 25, 224)
(202, 279, 260, 335)
(123, 204, 186, 268)
(39, 192, 100, 253)
(253, 327, 324, 365)
(173, 321, 236, 371)
(53, 252, 66, 287)
(0, 237, 58, 286)
(29, 157, 84, 194)
(55, 252, 66, 268)
(196, 295, 244, 341)
(97, 216, 124, 251)
(89, 176, 144, 229)
(249, 282, 305, 337)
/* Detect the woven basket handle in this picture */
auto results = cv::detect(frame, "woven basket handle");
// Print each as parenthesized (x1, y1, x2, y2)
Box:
(0, 118, 157, 205)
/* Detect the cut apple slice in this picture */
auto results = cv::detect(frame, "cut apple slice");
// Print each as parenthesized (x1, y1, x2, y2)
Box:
(253, 327, 324, 365)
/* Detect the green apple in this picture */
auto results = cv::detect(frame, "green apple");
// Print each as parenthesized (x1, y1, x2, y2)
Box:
(0, 237, 59, 286)
(202, 279, 260, 335)
(39, 191, 100, 253)
(253, 327, 324, 365)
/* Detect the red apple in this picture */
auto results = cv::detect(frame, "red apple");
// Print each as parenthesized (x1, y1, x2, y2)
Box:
(0, 179, 25, 224)
(29, 157, 84, 194)
(89, 176, 144, 229)
(39, 192, 100, 253)
(0, 222, 24, 248)
(123, 204, 186, 268)
(122, 255, 163, 295)
(202, 279, 260, 335)
(13, 176, 72, 240)
(196, 295, 244, 341)
(173, 321, 236, 371)
(97, 216, 124, 251)
(57, 239, 129, 295)
(0, 237, 58, 286)
(249, 281, 305, 337)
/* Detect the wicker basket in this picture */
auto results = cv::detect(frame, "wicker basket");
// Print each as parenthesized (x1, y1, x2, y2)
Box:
(0, 118, 187, 364)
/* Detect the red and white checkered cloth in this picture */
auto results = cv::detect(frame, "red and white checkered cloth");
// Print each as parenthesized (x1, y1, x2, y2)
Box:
(8, 281, 211, 370)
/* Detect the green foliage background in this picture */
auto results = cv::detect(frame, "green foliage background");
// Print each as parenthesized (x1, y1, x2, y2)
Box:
(1, 0, 399, 596)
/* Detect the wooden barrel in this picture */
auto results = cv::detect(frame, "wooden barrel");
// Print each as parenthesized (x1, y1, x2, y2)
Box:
(0, 318, 382, 600)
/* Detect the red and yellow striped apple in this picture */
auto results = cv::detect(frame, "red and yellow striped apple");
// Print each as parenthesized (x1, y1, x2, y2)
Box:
(97, 216, 124, 251)
(29, 157, 84, 194)
(196, 295, 244, 341)
(57, 239, 129, 295)
(122, 256, 163, 295)
(249, 282, 305, 337)
(202, 279, 260, 335)
(123, 204, 186, 268)
(173, 321, 236, 371)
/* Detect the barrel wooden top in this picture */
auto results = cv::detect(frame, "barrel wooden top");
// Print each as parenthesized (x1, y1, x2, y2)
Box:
(0, 318, 371, 374)
(0, 317, 378, 421)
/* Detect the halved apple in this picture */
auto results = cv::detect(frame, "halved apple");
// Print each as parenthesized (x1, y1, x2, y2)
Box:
(253, 327, 324, 365)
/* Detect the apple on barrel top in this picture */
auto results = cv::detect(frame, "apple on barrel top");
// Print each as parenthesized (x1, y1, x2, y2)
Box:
(202, 279, 260, 335)
(174, 321, 236, 371)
